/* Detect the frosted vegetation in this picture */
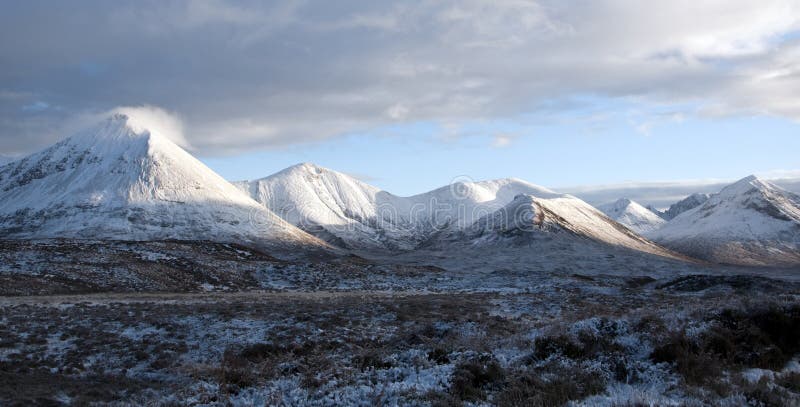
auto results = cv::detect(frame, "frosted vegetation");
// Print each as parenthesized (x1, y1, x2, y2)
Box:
(2, 271, 799, 406)
(0, 113, 799, 405)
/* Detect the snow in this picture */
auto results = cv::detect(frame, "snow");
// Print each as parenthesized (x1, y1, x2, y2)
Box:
(597, 198, 666, 234)
(0, 114, 328, 253)
(239, 163, 681, 259)
(4, 114, 797, 267)
(658, 193, 710, 221)
(440, 193, 681, 260)
(648, 175, 800, 266)
(0, 155, 15, 166)
(236, 163, 565, 251)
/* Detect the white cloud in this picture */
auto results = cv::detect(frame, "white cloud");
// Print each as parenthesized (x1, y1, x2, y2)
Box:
(561, 173, 800, 207)
(491, 134, 514, 148)
(113, 106, 189, 149)
(385, 103, 410, 120)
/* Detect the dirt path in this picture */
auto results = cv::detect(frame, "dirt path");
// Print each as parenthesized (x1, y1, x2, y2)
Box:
(0, 289, 450, 306)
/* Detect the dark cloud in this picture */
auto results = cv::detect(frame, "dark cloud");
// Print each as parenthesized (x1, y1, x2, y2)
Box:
(1, 0, 799, 155)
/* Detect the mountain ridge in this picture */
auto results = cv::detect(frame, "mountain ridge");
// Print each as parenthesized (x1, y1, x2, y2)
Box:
(238, 163, 687, 260)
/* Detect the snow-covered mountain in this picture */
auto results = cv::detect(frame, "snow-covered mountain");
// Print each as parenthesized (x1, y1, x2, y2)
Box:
(234, 163, 408, 250)
(597, 198, 666, 234)
(446, 194, 681, 260)
(235, 163, 571, 250)
(648, 176, 800, 266)
(235, 163, 563, 250)
(656, 193, 710, 220)
(0, 155, 14, 166)
(0, 114, 329, 254)
(238, 163, 684, 260)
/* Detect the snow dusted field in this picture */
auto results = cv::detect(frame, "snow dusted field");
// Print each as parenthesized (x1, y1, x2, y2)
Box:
(1, 241, 800, 406)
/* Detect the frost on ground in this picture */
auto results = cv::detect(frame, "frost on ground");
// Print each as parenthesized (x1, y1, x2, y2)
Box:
(2, 273, 800, 406)
(1, 240, 799, 405)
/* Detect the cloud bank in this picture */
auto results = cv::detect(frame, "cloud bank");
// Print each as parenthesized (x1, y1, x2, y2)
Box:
(1, 0, 800, 155)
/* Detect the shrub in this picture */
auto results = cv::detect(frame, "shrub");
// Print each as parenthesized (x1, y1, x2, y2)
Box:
(495, 367, 606, 407)
(450, 355, 505, 401)
(532, 335, 585, 361)
(650, 305, 800, 388)
(239, 343, 281, 361)
(650, 335, 721, 386)
(427, 347, 450, 365)
(777, 372, 800, 393)
(352, 350, 392, 371)
(217, 349, 256, 393)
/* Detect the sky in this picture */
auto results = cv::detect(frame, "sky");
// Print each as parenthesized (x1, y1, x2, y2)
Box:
(1, 0, 800, 197)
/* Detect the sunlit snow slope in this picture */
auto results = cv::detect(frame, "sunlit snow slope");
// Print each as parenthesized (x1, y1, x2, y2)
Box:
(656, 193, 711, 221)
(0, 115, 328, 252)
(648, 176, 800, 266)
(454, 194, 682, 260)
(237, 163, 567, 250)
(239, 163, 684, 260)
(598, 198, 666, 234)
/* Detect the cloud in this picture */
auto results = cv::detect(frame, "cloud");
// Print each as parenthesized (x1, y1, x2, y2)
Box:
(21, 101, 50, 113)
(561, 174, 800, 208)
(113, 105, 189, 148)
(1, 1, 800, 155)
(491, 134, 514, 148)
(385, 103, 410, 120)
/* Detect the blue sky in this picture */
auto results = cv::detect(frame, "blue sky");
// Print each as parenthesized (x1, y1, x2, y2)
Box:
(202, 108, 800, 196)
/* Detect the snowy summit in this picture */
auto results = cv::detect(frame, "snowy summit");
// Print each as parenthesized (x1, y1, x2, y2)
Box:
(598, 198, 666, 234)
(0, 114, 328, 254)
(649, 175, 800, 266)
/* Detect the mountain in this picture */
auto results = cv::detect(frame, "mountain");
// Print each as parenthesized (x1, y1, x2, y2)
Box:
(237, 163, 566, 250)
(597, 198, 666, 234)
(234, 163, 406, 250)
(0, 114, 328, 254)
(648, 176, 800, 266)
(239, 163, 685, 260)
(449, 194, 682, 260)
(0, 155, 14, 166)
(657, 193, 710, 220)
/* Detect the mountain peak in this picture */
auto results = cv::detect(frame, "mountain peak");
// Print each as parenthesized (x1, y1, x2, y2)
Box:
(659, 192, 711, 220)
(718, 175, 774, 198)
(610, 197, 633, 209)
(292, 162, 326, 173)
(0, 115, 327, 252)
(650, 175, 800, 266)
(91, 113, 159, 139)
(264, 162, 362, 184)
(64, 113, 172, 152)
(598, 197, 665, 234)
(731, 174, 764, 187)
(108, 106, 190, 148)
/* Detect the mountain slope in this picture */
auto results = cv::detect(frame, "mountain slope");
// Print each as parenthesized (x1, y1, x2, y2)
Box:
(598, 198, 666, 234)
(0, 114, 328, 253)
(237, 164, 568, 250)
(451, 194, 683, 260)
(240, 163, 685, 261)
(0, 155, 14, 166)
(648, 176, 800, 266)
(234, 163, 407, 249)
(657, 193, 711, 220)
